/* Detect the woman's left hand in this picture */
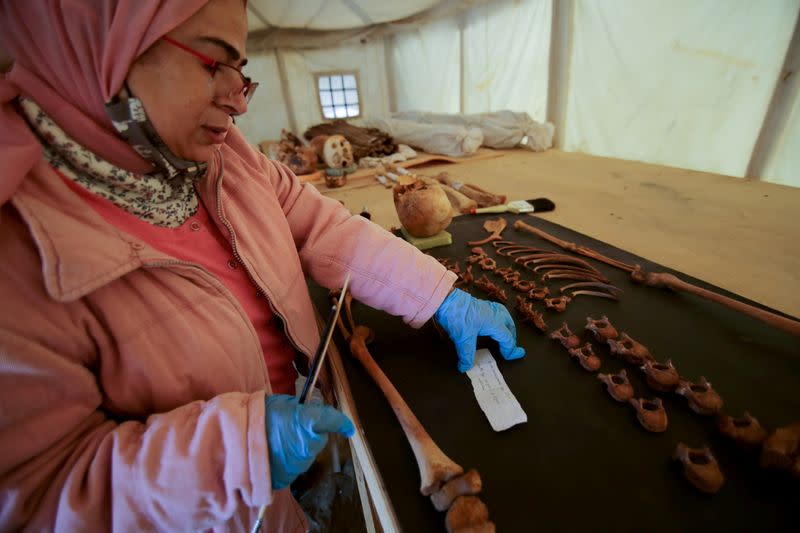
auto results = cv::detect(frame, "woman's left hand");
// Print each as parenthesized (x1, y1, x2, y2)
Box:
(433, 288, 526, 372)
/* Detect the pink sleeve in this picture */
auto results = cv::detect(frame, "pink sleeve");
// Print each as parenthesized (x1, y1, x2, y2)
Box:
(265, 159, 457, 327)
(0, 328, 271, 531)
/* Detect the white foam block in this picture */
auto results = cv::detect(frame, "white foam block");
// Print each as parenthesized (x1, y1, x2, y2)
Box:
(466, 349, 527, 432)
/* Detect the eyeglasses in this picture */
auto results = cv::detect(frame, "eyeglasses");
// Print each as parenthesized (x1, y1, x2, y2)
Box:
(161, 35, 258, 103)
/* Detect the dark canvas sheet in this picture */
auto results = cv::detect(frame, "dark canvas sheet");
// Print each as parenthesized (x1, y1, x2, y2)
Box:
(308, 213, 800, 532)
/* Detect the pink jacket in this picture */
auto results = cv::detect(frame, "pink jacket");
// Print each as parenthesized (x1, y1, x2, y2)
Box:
(0, 126, 457, 531)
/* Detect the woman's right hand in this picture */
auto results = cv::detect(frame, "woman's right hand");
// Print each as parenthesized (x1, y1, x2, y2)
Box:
(265, 394, 355, 490)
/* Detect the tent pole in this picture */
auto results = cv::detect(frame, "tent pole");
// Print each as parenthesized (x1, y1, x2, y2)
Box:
(459, 13, 466, 114)
(547, 0, 575, 149)
(384, 35, 397, 114)
(274, 48, 299, 134)
(745, 8, 800, 181)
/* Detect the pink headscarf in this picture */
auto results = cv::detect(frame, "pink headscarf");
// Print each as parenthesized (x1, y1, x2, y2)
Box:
(0, 0, 210, 205)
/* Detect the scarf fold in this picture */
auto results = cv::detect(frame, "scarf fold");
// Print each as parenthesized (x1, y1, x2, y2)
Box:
(0, 1, 209, 206)
(20, 97, 199, 227)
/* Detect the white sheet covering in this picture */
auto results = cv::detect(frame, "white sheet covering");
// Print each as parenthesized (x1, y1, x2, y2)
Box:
(393, 110, 554, 151)
(361, 116, 483, 157)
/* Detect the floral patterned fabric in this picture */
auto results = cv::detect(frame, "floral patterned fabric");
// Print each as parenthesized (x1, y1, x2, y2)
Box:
(19, 97, 200, 228)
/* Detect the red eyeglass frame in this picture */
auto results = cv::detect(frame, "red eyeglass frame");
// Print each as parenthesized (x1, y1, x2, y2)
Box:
(161, 35, 258, 103)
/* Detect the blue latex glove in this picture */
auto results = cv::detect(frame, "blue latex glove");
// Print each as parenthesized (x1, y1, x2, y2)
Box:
(434, 288, 526, 372)
(265, 394, 355, 490)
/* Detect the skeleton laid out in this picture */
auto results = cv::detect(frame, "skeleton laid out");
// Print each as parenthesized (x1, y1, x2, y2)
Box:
(514, 219, 800, 338)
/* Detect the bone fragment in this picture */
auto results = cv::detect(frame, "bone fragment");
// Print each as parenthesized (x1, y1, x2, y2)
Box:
(431, 469, 482, 511)
(445, 496, 494, 533)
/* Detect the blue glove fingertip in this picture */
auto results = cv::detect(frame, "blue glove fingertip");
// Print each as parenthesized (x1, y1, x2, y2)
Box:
(340, 417, 356, 438)
(504, 345, 526, 361)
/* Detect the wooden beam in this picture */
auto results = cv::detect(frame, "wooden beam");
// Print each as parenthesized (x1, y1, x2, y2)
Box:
(546, 0, 575, 149)
(746, 8, 800, 180)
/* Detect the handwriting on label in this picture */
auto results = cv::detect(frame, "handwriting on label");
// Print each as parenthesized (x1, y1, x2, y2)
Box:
(466, 349, 527, 432)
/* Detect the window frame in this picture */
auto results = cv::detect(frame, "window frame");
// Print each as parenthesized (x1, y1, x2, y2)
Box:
(314, 70, 362, 121)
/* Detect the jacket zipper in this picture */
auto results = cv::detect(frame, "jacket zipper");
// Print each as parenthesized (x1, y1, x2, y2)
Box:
(211, 158, 310, 361)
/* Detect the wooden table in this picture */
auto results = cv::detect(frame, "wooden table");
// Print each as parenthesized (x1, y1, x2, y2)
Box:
(317, 149, 800, 318)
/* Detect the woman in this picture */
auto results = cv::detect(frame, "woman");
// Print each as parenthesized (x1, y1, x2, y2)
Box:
(0, 1, 525, 531)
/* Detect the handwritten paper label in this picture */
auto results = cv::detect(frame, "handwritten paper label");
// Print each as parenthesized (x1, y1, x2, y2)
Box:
(466, 349, 527, 432)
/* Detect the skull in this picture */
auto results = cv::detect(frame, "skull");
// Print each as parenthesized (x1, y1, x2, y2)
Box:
(321, 135, 354, 169)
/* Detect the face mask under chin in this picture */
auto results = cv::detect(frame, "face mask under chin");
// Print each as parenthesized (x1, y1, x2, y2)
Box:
(105, 83, 207, 182)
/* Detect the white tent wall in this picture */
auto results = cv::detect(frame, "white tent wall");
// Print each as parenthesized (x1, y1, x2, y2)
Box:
(389, 0, 552, 119)
(236, 42, 391, 142)
(281, 42, 391, 134)
(234, 53, 290, 144)
(391, 17, 462, 113)
(563, 0, 799, 180)
(462, 0, 551, 120)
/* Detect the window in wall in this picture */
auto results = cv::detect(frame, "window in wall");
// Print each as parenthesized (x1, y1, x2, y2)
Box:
(316, 72, 360, 119)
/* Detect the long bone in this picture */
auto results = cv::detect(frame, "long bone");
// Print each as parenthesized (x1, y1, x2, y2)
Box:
(514, 220, 637, 272)
(514, 219, 800, 338)
(334, 296, 464, 495)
